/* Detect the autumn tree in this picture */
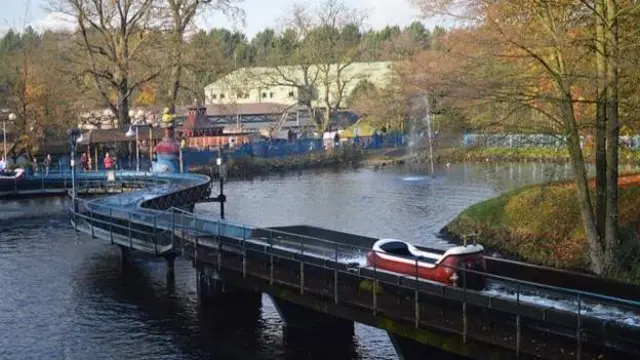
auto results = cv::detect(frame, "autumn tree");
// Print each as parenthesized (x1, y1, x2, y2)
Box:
(410, 0, 640, 275)
(54, 0, 161, 126)
(1, 27, 80, 155)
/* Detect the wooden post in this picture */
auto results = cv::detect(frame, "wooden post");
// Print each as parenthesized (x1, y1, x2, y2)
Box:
(334, 242, 339, 304)
(299, 237, 305, 295)
(128, 212, 133, 248)
(463, 265, 468, 344)
(415, 258, 419, 328)
(577, 294, 582, 360)
(242, 226, 247, 278)
(89, 206, 95, 238)
(516, 283, 521, 356)
(373, 257, 377, 316)
(153, 215, 158, 255)
(269, 231, 274, 285)
(109, 208, 113, 244)
(217, 221, 222, 270)
(170, 210, 175, 250)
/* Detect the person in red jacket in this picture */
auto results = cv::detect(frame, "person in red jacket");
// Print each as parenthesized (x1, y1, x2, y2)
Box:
(103, 152, 114, 170)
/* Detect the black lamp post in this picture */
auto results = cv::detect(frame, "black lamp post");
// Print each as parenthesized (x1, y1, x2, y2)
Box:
(202, 149, 226, 219)
(67, 128, 82, 211)
(216, 154, 226, 219)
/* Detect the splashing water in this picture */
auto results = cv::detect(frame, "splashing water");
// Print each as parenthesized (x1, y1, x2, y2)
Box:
(408, 93, 435, 173)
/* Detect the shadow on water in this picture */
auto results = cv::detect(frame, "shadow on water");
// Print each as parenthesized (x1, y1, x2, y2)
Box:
(281, 327, 360, 360)
(75, 252, 281, 359)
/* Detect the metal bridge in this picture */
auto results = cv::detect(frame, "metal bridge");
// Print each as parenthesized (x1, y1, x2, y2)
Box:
(4, 170, 640, 360)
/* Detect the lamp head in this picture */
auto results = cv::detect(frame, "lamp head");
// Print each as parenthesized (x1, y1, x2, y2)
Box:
(67, 128, 83, 146)
(8, 113, 16, 121)
(125, 126, 136, 137)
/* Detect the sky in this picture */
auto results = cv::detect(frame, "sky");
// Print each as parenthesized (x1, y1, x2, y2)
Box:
(0, 0, 440, 39)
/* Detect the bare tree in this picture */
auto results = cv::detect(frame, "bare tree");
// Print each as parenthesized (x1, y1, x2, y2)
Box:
(163, 0, 244, 113)
(52, 0, 161, 126)
(261, 0, 367, 133)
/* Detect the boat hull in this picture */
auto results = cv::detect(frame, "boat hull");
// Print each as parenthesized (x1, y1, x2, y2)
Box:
(366, 251, 487, 290)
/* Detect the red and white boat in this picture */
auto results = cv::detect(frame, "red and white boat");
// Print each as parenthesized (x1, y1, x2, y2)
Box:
(366, 239, 487, 289)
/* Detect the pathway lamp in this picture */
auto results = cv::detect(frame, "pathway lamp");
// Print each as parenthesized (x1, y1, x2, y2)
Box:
(67, 128, 83, 213)
(146, 111, 155, 162)
(125, 124, 140, 171)
(216, 151, 226, 219)
(3, 112, 16, 160)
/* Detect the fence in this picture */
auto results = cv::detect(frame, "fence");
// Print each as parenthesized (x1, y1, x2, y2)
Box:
(182, 134, 406, 169)
(463, 133, 640, 150)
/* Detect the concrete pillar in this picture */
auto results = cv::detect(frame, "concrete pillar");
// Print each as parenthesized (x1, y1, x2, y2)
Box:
(165, 253, 176, 284)
(269, 295, 355, 357)
(119, 245, 130, 267)
(389, 333, 465, 360)
(269, 295, 354, 336)
(196, 267, 261, 308)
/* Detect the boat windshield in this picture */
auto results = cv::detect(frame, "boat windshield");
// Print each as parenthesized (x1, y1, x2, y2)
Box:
(380, 241, 412, 256)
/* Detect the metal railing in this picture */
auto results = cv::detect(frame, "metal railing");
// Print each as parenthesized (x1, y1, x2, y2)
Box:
(70, 191, 640, 357)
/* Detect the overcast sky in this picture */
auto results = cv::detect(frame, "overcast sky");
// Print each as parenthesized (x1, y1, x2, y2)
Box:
(0, 0, 441, 39)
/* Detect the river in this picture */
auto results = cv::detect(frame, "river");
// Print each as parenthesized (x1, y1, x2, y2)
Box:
(0, 162, 575, 360)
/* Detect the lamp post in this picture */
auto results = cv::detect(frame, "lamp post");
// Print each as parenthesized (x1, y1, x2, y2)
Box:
(216, 151, 226, 219)
(125, 125, 140, 171)
(146, 112, 155, 162)
(3, 112, 16, 160)
(126, 109, 141, 171)
(67, 128, 82, 213)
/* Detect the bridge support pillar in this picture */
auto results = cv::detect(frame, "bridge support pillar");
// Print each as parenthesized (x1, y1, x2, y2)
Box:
(196, 267, 262, 308)
(119, 245, 130, 266)
(269, 296, 355, 357)
(269, 295, 354, 336)
(165, 253, 176, 283)
(388, 333, 465, 360)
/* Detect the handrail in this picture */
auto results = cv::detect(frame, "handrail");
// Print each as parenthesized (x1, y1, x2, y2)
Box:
(77, 191, 640, 312)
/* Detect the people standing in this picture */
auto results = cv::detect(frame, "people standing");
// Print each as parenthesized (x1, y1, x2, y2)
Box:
(32, 156, 38, 174)
(80, 152, 89, 172)
(103, 152, 114, 170)
(44, 154, 52, 175)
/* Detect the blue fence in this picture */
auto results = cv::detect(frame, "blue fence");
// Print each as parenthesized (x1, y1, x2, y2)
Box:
(11, 133, 406, 174)
(183, 134, 406, 169)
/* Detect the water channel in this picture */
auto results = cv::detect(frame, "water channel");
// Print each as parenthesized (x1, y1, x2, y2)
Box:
(0, 162, 583, 359)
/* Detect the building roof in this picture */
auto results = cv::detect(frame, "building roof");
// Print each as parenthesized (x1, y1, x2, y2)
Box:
(207, 102, 302, 117)
(205, 61, 395, 92)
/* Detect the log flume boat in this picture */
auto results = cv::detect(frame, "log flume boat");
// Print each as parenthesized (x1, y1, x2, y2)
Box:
(366, 239, 487, 290)
(0, 168, 25, 184)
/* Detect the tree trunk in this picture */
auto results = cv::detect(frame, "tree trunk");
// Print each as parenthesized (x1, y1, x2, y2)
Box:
(118, 78, 130, 127)
(562, 94, 605, 274)
(168, 29, 183, 114)
(604, 0, 620, 271)
(595, 1, 607, 241)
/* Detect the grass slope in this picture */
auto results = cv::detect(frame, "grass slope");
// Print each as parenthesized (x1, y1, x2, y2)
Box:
(444, 175, 640, 283)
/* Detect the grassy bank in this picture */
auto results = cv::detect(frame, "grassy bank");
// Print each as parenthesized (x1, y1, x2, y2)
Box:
(443, 175, 640, 283)
(190, 148, 368, 179)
